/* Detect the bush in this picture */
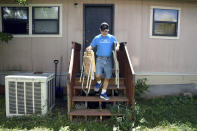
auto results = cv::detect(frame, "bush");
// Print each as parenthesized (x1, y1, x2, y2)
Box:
(16, 0, 28, 5)
(135, 78, 149, 99)
(0, 32, 13, 43)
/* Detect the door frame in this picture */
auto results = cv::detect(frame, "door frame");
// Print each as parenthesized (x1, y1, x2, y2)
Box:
(83, 4, 115, 51)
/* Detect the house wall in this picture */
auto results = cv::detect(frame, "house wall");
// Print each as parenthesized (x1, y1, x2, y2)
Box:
(0, 0, 197, 87)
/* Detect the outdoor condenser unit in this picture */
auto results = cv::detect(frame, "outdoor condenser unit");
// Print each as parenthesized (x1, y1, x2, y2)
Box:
(5, 73, 55, 117)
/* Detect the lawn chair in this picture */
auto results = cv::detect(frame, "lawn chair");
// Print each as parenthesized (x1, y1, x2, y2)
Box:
(112, 44, 119, 89)
(80, 50, 96, 95)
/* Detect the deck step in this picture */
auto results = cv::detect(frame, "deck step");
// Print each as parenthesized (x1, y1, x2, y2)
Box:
(69, 109, 112, 116)
(72, 96, 128, 102)
(74, 78, 125, 86)
(74, 85, 126, 90)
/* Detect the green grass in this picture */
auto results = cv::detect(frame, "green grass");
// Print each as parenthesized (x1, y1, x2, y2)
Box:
(133, 96, 197, 130)
(0, 95, 197, 131)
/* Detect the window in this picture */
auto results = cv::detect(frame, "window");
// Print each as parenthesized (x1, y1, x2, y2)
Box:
(2, 7, 29, 34)
(151, 7, 180, 38)
(0, 5, 62, 37)
(32, 7, 59, 34)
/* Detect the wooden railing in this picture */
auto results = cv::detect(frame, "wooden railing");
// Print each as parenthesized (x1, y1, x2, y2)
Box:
(117, 42, 135, 108)
(66, 42, 81, 113)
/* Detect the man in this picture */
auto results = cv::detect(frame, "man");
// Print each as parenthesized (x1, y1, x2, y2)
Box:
(86, 22, 119, 100)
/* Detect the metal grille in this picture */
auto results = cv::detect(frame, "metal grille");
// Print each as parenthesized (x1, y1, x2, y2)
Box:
(50, 79, 52, 108)
(48, 78, 55, 110)
(47, 81, 50, 110)
(7, 74, 55, 116)
(52, 78, 55, 105)
(34, 82, 41, 114)
(9, 81, 16, 114)
(26, 82, 33, 114)
(47, 78, 54, 110)
(17, 82, 25, 114)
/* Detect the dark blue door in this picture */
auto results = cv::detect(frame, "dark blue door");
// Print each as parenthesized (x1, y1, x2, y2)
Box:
(84, 4, 114, 50)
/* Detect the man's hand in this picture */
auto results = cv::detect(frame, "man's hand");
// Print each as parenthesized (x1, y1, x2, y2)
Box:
(115, 43, 120, 51)
(86, 46, 93, 51)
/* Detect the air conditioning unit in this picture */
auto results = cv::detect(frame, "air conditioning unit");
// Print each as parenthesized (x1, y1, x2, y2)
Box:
(5, 73, 55, 117)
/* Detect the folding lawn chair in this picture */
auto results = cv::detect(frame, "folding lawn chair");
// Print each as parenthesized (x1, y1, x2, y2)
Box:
(80, 50, 96, 95)
(112, 44, 120, 89)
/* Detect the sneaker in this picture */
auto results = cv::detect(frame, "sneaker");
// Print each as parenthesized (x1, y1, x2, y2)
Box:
(94, 83, 102, 92)
(100, 92, 110, 100)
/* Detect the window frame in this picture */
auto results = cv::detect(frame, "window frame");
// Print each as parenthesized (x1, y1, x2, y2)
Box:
(150, 6, 181, 39)
(0, 4, 62, 37)
(32, 6, 60, 34)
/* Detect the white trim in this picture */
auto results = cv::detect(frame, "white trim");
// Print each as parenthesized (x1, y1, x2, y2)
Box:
(0, 4, 62, 7)
(136, 72, 197, 76)
(59, 4, 63, 37)
(13, 35, 63, 38)
(29, 6, 32, 35)
(149, 36, 179, 39)
(5, 78, 9, 116)
(149, 6, 181, 40)
(135, 72, 197, 85)
(151, 6, 181, 10)
(16, 81, 18, 114)
(0, 4, 63, 38)
(24, 82, 26, 114)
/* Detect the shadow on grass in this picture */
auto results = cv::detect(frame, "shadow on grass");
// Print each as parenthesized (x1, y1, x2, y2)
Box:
(134, 96, 197, 129)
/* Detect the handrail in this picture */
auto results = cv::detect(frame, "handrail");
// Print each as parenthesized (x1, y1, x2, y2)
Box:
(124, 45, 135, 75)
(67, 42, 81, 82)
(66, 42, 81, 114)
(118, 42, 135, 115)
(68, 49, 74, 82)
(119, 42, 135, 75)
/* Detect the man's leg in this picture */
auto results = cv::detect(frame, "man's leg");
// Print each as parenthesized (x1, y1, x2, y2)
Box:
(100, 78, 109, 97)
(96, 75, 101, 82)
(100, 78, 110, 100)
(94, 58, 103, 92)
(100, 58, 112, 100)
(103, 78, 109, 90)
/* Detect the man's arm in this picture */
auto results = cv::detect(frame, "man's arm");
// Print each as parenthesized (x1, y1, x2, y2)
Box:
(86, 36, 97, 51)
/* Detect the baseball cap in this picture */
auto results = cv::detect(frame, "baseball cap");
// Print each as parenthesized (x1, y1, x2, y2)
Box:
(100, 22, 109, 31)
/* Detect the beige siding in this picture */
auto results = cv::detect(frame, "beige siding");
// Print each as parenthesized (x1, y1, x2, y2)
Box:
(0, 38, 32, 71)
(138, 1, 197, 73)
(0, 0, 197, 86)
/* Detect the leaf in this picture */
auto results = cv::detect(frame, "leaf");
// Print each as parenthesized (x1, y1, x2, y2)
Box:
(0, 32, 13, 43)
(16, 0, 28, 5)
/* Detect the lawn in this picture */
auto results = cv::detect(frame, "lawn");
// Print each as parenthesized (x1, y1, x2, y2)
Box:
(0, 95, 197, 131)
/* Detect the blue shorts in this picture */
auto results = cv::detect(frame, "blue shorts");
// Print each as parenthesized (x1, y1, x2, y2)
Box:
(96, 56, 112, 79)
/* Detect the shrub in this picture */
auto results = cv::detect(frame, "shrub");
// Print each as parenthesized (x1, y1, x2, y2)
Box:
(0, 32, 13, 43)
(135, 78, 149, 99)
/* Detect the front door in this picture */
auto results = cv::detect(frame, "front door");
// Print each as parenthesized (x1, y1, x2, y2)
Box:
(84, 4, 114, 50)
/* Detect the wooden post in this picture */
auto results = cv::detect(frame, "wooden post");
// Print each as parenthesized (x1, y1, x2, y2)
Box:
(112, 89, 114, 96)
(124, 89, 126, 96)
(70, 115, 73, 122)
(66, 77, 71, 114)
(85, 116, 87, 120)
(100, 116, 102, 122)
(99, 101, 102, 109)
